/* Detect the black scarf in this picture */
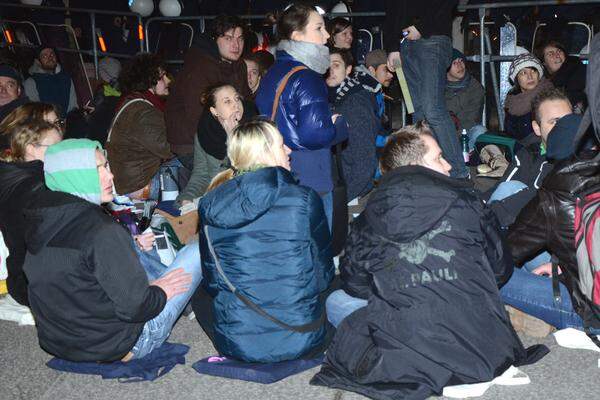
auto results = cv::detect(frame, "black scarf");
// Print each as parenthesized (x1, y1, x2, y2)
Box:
(197, 100, 257, 160)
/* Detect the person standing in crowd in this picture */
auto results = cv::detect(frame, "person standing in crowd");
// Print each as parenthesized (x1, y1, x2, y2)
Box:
(23, 139, 201, 362)
(166, 15, 251, 170)
(326, 48, 381, 201)
(106, 54, 174, 199)
(384, 0, 468, 178)
(243, 51, 275, 98)
(192, 119, 334, 363)
(505, 51, 554, 140)
(445, 48, 485, 143)
(176, 84, 256, 206)
(0, 121, 62, 306)
(536, 40, 587, 112)
(327, 17, 353, 50)
(0, 65, 29, 142)
(312, 123, 547, 399)
(23, 46, 78, 117)
(256, 3, 347, 227)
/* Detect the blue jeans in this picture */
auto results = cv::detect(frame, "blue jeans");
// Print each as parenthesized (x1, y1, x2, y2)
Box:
(500, 268, 584, 329)
(326, 289, 368, 328)
(488, 180, 528, 203)
(320, 191, 333, 233)
(134, 239, 169, 281)
(131, 240, 203, 359)
(468, 124, 487, 152)
(401, 36, 468, 178)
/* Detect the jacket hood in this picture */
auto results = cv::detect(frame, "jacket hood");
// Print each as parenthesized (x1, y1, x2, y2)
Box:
(200, 167, 296, 229)
(192, 33, 220, 60)
(28, 59, 62, 75)
(364, 166, 473, 243)
(24, 191, 94, 254)
(544, 151, 600, 195)
(0, 160, 44, 204)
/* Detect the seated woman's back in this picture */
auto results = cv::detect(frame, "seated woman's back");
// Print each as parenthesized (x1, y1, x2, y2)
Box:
(195, 119, 334, 363)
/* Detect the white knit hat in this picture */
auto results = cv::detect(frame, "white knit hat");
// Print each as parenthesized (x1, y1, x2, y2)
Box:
(508, 52, 544, 85)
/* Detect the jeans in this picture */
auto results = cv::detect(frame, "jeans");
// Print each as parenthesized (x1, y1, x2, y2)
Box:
(500, 268, 584, 329)
(467, 124, 487, 152)
(135, 244, 169, 281)
(320, 191, 333, 233)
(131, 240, 203, 359)
(401, 36, 468, 178)
(488, 180, 528, 203)
(325, 289, 368, 328)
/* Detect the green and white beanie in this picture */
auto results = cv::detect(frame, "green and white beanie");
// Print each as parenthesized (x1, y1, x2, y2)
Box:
(44, 139, 104, 205)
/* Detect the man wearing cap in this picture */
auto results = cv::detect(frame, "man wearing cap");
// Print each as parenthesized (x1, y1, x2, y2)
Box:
(86, 57, 122, 145)
(23, 46, 78, 117)
(384, 0, 468, 178)
(0, 65, 29, 126)
(445, 48, 485, 138)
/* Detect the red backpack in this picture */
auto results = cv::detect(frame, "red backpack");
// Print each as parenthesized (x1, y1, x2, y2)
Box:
(574, 192, 600, 308)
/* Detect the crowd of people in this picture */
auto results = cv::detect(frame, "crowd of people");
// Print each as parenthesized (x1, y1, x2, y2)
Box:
(0, 2, 599, 400)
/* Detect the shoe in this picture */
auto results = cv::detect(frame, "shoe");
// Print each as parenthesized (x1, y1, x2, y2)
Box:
(506, 305, 556, 338)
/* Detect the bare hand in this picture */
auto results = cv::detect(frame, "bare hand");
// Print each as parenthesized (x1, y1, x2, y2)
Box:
(134, 231, 155, 252)
(532, 262, 562, 277)
(403, 25, 421, 41)
(387, 51, 401, 71)
(151, 268, 192, 300)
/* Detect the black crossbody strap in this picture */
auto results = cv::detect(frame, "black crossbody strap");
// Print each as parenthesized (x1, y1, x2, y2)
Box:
(203, 225, 324, 333)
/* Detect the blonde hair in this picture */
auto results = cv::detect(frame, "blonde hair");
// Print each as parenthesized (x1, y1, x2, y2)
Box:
(0, 102, 59, 135)
(207, 119, 282, 192)
(0, 121, 60, 162)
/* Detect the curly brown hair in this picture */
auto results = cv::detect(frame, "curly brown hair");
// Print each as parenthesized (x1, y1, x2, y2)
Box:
(118, 53, 165, 95)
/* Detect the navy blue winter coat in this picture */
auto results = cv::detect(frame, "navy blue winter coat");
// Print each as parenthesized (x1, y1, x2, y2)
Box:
(256, 51, 338, 193)
(198, 167, 334, 362)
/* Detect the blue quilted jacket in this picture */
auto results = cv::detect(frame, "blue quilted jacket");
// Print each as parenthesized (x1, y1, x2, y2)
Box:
(256, 51, 338, 193)
(199, 167, 334, 362)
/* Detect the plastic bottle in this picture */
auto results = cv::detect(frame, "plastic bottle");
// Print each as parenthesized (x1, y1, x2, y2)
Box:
(461, 129, 470, 164)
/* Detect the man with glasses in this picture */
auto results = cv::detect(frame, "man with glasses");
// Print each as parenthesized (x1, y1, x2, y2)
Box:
(23, 46, 78, 118)
(165, 14, 251, 170)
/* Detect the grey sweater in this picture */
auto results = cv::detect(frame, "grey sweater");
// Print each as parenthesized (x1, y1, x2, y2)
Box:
(176, 135, 227, 204)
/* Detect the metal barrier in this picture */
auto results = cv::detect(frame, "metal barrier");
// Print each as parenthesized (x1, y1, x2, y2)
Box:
(458, 0, 600, 128)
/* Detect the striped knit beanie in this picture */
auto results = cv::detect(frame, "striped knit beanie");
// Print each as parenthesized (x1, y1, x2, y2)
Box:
(508, 52, 544, 85)
(44, 139, 104, 205)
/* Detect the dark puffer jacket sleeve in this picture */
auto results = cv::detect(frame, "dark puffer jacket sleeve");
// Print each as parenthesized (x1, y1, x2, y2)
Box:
(340, 217, 373, 300)
(91, 223, 167, 323)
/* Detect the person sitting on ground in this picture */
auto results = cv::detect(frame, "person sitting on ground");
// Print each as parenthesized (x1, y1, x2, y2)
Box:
(0, 121, 62, 306)
(243, 51, 274, 97)
(485, 87, 574, 228)
(23, 138, 202, 362)
(191, 119, 334, 363)
(0, 65, 29, 146)
(505, 51, 554, 140)
(326, 48, 381, 201)
(87, 57, 122, 145)
(445, 48, 485, 144)
(23, 46, 78, 117)
(312, 122, 547, 400)
(166, 15, 251, 170)
(536, 39, 587, 113)
(327, 17, 353, 50)
(176, 84, 257, 206)
(106, 53, 174, 199)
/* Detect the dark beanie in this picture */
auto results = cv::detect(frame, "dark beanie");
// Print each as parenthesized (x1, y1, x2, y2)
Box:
(0, 65, 21, 84)
(546, 113, 583, 161)
(452, 48, 465, 61)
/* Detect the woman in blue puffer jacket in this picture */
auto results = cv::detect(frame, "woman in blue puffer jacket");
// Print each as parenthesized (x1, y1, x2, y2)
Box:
(191, 119, 334, 363)
(256, 3, 347, 227)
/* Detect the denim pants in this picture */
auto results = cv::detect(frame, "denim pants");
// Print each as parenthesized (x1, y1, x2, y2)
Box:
(400, 35, 468, 178)
(325, 289, 368, 328)
(132, 240, 203, 359)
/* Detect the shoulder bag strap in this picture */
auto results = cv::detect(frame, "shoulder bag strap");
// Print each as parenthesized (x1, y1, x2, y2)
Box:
(203, 225, 324, 333)
(270, 66, 308, 121)
(106, 98, 153, 143)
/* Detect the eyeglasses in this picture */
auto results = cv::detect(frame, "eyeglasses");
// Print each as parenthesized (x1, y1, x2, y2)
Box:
(51, 119, 66, 128)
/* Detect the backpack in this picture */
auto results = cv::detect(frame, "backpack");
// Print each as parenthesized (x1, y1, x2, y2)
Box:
(574, 193, 600, 309)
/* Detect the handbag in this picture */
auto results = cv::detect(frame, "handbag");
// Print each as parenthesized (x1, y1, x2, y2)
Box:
(203, 225, 325, 333)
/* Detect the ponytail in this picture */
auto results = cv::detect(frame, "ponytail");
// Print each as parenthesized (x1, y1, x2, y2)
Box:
(206, 168, 235, 192)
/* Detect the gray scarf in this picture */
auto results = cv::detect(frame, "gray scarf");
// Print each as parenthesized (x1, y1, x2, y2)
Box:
(277, 40, 330, 74)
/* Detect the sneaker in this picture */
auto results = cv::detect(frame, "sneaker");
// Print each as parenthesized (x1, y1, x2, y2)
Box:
(505, 305, 556, 338)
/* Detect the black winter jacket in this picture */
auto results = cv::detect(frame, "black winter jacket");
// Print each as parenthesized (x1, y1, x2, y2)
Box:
(0, 160, 45, 306)
(508, 151, 600, 328)
(549, 57, 587, 108)
(23, 191, 167, 362)
(486, 134, 552, 227)
(311, 166, 547, 400)
(383, 0, 458, 52)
